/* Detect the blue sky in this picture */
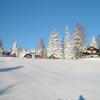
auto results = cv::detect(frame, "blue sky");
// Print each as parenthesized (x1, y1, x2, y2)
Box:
(0, 0, 100, 49)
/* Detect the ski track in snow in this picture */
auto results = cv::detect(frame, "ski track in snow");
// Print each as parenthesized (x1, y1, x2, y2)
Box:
(0, 57, 100, 100)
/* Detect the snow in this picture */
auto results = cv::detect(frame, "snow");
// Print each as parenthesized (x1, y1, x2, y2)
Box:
(0, 57, 100, 100)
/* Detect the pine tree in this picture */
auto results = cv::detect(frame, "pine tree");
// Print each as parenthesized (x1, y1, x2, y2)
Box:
(47, 29, 62, 59)
(11, 42, 21, 57)
(64, 26, 74, 59)
(90, 37, 97, 48)
(61, 37, 64, 59)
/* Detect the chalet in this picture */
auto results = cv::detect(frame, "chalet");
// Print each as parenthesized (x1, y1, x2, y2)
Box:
(49, 55, 56, 59)
(48, 55, 59, 59)
(24, 54, 32, 58)
(83, 46, 100, 57)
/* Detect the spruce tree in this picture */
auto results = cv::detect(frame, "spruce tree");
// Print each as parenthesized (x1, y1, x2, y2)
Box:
(11, 42, 20, 57)
(61, 37, 64, 59)
(64, 27, 74, 59)
(47, 29, 62, 59)
(11, 42, 17, 55)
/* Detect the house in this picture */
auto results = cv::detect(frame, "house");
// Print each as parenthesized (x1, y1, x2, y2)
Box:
(49, 55, 57, 59)
(18, 49, 32, 58)
(48, 54, 60, 59)
(83, 46, 100, 57)
(24, 53, 32, 58)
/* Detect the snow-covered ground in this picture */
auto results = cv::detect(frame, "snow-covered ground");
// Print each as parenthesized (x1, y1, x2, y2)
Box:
(0, 57, 100, 100)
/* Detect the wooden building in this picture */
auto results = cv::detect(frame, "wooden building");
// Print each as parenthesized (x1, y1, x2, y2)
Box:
(24, 54, 32, 58)
(83, 46, 100, 57)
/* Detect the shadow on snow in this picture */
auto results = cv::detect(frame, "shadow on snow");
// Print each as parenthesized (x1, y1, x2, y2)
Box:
(58, 95, 86, 100)
(0, 66, 24, 72)
(78, 95, 86, 100)
(0, 84, 16, 96)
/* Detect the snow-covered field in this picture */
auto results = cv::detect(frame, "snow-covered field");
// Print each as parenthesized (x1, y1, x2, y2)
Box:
(0, 57, 100, 100)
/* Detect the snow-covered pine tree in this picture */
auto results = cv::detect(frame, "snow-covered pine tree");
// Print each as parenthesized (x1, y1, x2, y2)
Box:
(90, 36, 97, 48)
(11, 42, 22, 57)
(73, 26, 85, 59)
(47, 29, 62, 59)
(11, 42, 17, 55)
(64, 26, 74, 59)
(61, 37, 64, 59)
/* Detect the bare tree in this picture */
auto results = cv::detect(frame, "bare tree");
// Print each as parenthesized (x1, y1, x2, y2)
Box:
(0, 38, 4, 51)
(73, 24, 87, 59)
(37, 38, 45, 50)
(96, 34, 100, 49)
(75, 23, 87, 45)
(36, 38, 47, 58)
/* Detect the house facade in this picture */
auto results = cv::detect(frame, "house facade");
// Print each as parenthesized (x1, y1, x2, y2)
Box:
(83, 46, 100, 57)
